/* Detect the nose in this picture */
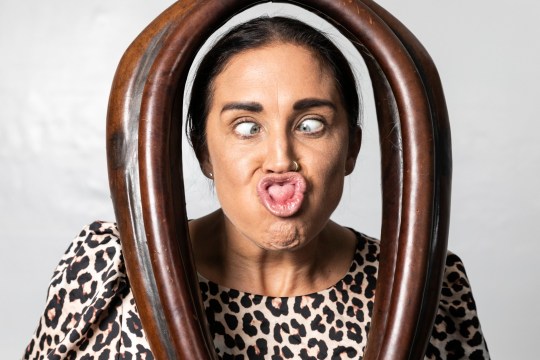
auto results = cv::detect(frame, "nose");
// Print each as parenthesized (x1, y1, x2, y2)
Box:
(262, 131, 296, 173)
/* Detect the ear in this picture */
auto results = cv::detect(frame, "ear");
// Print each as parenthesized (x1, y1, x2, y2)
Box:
(195, 145, 213, 179)
(345, 126, 362, 176)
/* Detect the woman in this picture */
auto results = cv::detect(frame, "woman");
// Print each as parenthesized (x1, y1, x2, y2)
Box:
(24, 17, 489, 359)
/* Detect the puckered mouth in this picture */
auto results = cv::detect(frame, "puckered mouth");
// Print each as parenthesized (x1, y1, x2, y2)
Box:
(256, 172, 307, 218)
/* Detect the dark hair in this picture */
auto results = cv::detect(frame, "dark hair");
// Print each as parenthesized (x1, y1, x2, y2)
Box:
(187, 16, 360, 158)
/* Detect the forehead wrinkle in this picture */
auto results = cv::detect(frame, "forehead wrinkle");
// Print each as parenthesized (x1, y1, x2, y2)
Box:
(213, 43, 338, 123)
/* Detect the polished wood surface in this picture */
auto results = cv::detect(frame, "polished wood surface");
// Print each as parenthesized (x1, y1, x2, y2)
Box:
(106, 1, 451, 359)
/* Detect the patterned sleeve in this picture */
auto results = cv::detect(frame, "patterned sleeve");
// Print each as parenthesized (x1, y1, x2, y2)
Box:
(425, 253, 490, 360)
(22, 221, 153, 359)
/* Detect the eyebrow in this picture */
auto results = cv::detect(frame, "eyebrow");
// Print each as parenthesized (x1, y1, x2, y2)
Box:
(221, 101, 263, 113)
(293, 98, 337, 111)
(220, 98, 337, 114)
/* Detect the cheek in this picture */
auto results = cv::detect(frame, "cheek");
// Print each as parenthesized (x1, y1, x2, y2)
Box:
(207, 141, 260, 210)
(304, 139, 348, 202)
(318, 159, 346, 196)
(309, 137, 349, 177)
(210, 144, 255, 181)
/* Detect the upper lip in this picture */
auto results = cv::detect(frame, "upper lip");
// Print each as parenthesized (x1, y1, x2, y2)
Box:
(257, 172, 306, 191)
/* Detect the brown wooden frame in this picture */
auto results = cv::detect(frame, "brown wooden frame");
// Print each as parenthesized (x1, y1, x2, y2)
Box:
(106, 1, 452, 359)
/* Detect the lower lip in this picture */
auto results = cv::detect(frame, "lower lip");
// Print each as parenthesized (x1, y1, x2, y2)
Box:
(257, 173, 307, 217)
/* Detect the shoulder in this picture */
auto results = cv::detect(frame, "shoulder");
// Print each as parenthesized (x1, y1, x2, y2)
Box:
(46, 221, 123, 292)
(45, 220, 123, 299)
(349, 228, 380, 261)
(24, 221, 153, 359)
(347, 229, 490, 359)
(64, 220, 121, 260)
(426, 252, 490, 359)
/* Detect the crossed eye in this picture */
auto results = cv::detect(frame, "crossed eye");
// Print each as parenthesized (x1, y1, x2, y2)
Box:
(235, 122, 261, 136)
(234, 118, 324, 137)
(297, 118, 324, 133)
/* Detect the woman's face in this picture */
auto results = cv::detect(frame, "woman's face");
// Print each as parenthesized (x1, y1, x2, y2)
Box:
(202, 42, 360, 252)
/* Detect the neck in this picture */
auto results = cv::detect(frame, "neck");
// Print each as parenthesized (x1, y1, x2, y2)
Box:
(190, 209, 357, 297)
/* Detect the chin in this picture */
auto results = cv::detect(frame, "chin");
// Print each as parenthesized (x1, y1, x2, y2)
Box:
(261, 221, 305, 251)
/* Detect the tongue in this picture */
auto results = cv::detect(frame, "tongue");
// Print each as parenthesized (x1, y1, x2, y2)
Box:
(268, 183, 295, 203)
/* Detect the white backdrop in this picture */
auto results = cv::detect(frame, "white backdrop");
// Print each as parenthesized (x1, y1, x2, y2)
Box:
(1, 1, 538, 358)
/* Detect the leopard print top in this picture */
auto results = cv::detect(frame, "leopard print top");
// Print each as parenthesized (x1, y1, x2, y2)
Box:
(23, 221, 490, 359)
